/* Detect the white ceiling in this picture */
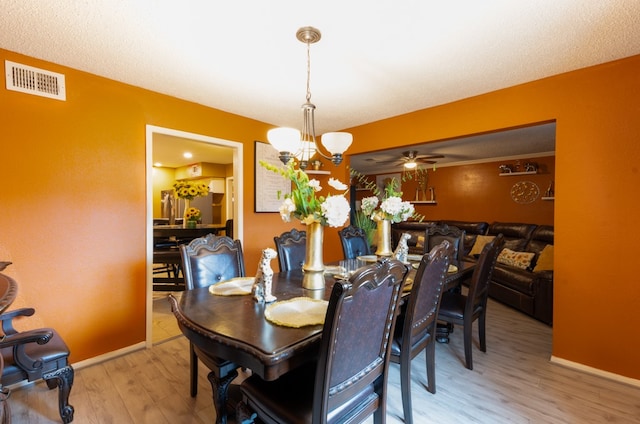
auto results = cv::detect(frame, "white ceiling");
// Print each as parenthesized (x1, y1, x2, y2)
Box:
(3, 1, 639, 171)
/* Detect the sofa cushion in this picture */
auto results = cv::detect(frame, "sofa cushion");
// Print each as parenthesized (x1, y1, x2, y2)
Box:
(533, 244, 554, 272)
(469, 235, 495, 256)
(497, 248, 535, 270)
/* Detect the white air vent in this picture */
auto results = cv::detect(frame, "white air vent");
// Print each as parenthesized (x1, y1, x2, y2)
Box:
(5, 60, 66, 101)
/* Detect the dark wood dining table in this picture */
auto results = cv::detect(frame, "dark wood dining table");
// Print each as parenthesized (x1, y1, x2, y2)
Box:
(169, 258, 475, 424)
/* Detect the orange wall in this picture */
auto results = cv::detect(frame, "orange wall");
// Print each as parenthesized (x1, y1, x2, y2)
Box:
(357, 156, 555, 225)
(2, 47, 639, 381)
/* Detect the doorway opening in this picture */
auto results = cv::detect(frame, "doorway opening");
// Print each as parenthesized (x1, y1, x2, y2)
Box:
(145, 125, 244, 346)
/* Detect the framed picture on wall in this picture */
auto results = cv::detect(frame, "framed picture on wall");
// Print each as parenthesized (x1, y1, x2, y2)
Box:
(255, 140, 291, 212)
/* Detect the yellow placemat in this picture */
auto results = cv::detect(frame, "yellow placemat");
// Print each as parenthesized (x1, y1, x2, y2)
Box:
(264, 297, 329, 328)
(209, 277, 254, 296)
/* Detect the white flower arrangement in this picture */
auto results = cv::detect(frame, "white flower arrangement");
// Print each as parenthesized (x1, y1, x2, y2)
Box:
(262, 160, 351, 228)
(360, 178, 415, 223)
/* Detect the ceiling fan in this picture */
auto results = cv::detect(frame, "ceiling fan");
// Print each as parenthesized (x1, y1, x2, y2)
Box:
(373, 150, 444, 169)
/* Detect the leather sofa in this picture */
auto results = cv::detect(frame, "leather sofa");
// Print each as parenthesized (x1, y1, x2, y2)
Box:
(391, 220, 554, 325)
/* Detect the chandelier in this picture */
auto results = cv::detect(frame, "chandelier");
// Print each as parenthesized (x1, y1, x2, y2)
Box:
(267, 27, 353, 170)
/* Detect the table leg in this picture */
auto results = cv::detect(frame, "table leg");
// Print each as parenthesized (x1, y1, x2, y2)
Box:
(207, 369, 238, 424)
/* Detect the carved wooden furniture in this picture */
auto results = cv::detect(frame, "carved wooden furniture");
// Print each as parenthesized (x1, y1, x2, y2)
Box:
(179, 234, 245, 398)
(424, 224, 465, 264)
(338, 225, 371, 259)
(0, 272, 74, 423)
(240, 259, 408, 424)
(169, 260, 406, 424)
(273, 228, 306, 272)
(390, 241, 451, 424)
(438, 234, 505, 369)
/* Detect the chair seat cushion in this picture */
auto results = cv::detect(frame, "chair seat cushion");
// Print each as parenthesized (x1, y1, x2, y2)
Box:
(1, 328, 70, 385)
(438, 293, 467, 321)
(390, 330, 431, 357)
(241, 362, 378, 424)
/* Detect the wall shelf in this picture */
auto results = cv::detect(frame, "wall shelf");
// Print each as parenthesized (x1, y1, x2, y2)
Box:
(499, 170, 537, 176)
(541, 196, 555, 201)
(410, 200, 437, 205)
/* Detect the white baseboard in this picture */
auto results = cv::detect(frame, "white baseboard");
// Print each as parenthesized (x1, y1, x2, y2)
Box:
(550, 355, 640, 389)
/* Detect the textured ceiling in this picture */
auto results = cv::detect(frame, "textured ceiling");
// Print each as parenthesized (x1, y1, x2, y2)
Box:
(2, 1, 639, 171)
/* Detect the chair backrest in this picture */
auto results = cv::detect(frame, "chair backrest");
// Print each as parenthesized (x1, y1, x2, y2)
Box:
(273, 228, 306, 272)
(466, 233, 505, 316)
(180, 234, 245, 289)
(424, 224, 465, 263)
(313, 258, 408, 422)
(338, 225, 371, 259)
(400, 241, 451, 352)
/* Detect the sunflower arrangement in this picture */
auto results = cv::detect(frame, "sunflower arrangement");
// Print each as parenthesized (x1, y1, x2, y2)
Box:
(173, 180, 209, 200)
(184, 207, 201, 222)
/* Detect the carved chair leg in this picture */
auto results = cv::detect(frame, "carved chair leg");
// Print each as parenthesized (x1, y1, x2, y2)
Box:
(207, 369, 238, 424)
(44, 365, 75, 423)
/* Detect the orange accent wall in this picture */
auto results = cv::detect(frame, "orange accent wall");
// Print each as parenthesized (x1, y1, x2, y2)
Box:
(2, 47, 639, 381)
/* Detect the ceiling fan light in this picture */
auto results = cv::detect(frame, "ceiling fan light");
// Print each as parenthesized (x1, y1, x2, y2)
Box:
(267, 127, 301, 153)
(321, 132, 353, 155)
(404, 161, 418, 169)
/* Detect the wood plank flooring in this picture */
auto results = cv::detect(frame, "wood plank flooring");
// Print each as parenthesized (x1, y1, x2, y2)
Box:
(6, 294, 640, 423)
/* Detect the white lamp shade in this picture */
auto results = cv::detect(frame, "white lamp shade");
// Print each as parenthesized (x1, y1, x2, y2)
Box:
(404, 161, 418, 169)
(267, 127, 301, 153)
(321, 132, 353, 154)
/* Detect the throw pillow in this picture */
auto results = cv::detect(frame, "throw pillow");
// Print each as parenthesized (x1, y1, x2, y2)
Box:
(469, 235, 495, 256)
(533, 244, 554, 272)
(497, 248, 535, 270)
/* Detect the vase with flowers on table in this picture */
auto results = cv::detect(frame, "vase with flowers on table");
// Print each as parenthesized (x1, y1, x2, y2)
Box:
(261, 159, 351, 290)
(173, 180, 209, 228)
(353, 172, 422, 258)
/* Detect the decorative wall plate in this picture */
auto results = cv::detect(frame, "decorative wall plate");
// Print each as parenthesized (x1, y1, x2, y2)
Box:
(510, 181, 540, 204)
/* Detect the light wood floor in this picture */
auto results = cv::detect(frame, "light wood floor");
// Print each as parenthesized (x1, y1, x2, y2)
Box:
(6, 293, 640, 423)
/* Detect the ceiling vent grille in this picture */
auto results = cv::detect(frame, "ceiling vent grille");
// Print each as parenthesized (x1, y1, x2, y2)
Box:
(5, 60, 66, 101)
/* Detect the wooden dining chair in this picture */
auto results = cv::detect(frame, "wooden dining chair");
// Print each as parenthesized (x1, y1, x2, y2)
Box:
(424, 224, 465, 264)
(390, 241, 451, 424)
(273, 228, 306, 272)
(437, 234, 505, 370)
(240, 258, 409, 424)
(179, 234, 245, 397)
(338, 225, 371, 259)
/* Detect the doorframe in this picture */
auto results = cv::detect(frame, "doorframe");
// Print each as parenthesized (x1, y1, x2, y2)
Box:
(145, 125, 244, 347)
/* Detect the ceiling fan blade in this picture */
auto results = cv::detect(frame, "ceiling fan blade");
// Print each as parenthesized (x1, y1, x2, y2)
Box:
(417, 158, 438, 164)
(417, 154, 445, 160)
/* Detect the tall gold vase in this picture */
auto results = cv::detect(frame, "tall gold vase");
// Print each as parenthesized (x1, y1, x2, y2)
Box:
(375, 219, 393, 257)
(302, 222, 325, 290)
